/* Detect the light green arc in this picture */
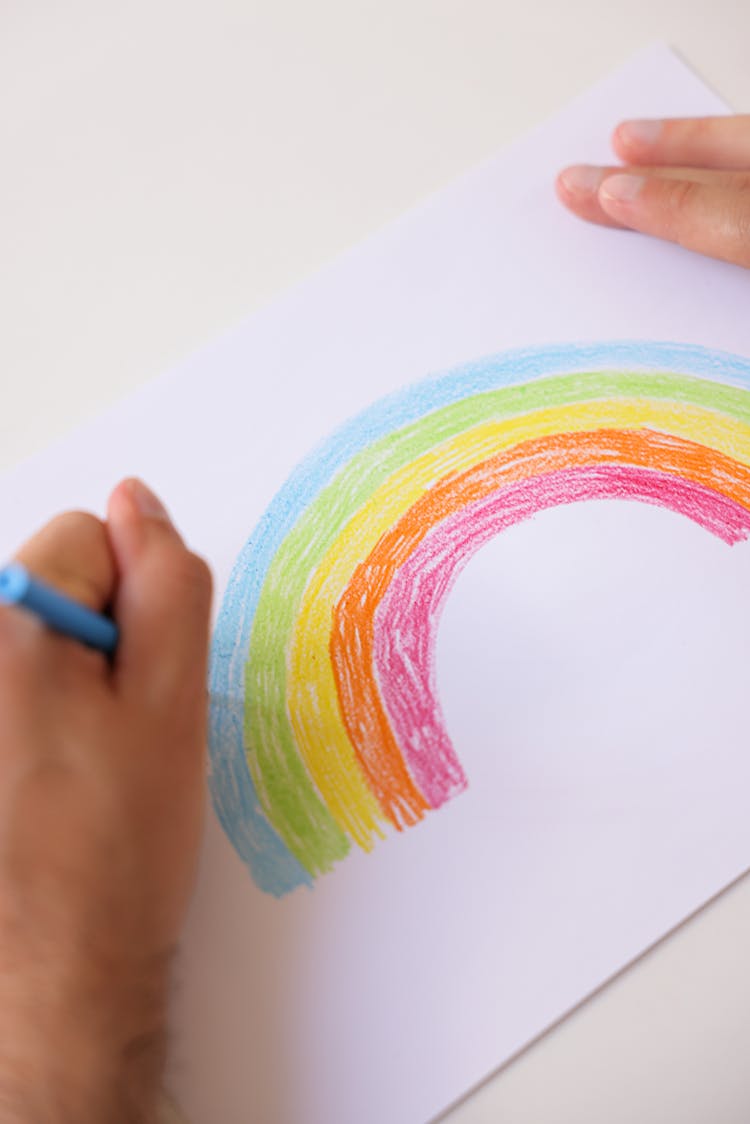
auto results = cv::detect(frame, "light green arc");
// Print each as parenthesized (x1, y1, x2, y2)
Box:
(244, 369, 750, 877)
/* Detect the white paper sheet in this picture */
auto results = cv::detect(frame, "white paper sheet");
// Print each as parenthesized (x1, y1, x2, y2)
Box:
(2, 44, 750, 1124)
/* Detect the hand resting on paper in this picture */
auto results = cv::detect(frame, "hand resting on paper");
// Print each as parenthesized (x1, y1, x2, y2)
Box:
(556, 115, 750, 269)
(0, 480, 212, 1123)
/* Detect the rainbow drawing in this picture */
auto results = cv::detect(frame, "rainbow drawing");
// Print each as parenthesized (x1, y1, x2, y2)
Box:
(209, 341, 750, 897)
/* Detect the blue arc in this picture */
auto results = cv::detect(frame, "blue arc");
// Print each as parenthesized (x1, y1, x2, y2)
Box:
(209, 340, 750, 897)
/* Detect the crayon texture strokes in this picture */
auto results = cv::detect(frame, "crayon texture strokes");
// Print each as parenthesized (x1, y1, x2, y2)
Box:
(209, 342, 750, 897)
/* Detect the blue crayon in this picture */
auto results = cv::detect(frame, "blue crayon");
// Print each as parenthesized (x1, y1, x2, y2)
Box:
(0, 562, 118, 655)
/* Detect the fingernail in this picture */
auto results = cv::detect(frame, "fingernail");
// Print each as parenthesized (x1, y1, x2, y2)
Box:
(558, 165, 605, 194)
(126, 478, 172, 522)
(599, 173, 646, 205)
(618, 119, 663, 148)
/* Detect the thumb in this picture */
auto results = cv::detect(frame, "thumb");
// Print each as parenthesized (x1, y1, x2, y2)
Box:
(107, 479, 213, 703)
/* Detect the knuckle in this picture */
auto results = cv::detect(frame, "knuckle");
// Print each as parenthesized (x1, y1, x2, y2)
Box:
(192, 552, 213, 593)
(165, 546, 213, 606)
(184, 551, 213, 601)
(46, 509, 103, 539)
(685, 117, 714, 145)
(17, 510, 112, 607)
(733, 194, 750, 266)
(666, 177, 699, 214)
(28, 511, 107, 562)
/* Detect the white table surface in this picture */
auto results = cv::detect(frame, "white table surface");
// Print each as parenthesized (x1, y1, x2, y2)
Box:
(3, 4, 750, 1122)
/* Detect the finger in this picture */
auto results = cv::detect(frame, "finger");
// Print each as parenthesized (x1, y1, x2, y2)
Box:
(555, 164, 749, 229)
(556, 165, 630, 228)
(13, 511, 116, 611)
(106, 478, 213, 703)
(1, 511, 116, 684)
(613, 116, 750, 170)
(597, 174, 750, 269)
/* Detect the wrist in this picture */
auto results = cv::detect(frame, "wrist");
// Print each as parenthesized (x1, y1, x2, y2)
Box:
(0, 1028, 166, 1124)
(0, 948, 171, 1123)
